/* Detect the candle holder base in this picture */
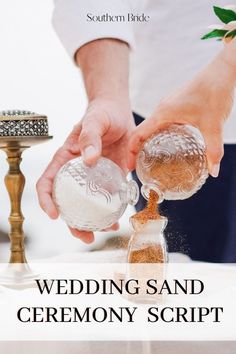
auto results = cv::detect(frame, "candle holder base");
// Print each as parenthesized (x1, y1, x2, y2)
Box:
(0, 263, 39, 289)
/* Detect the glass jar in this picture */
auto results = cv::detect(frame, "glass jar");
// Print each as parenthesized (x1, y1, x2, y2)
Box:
(136, 124, 209, 202)
(126, 216, 168, 304)
(53, 157, 139, 231)
(127, 216, 168, 264)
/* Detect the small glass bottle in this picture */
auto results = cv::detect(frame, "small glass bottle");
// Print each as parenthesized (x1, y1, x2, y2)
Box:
(126, 216, 168, 303)
(127, 216, 168, 264)
(53, 156, 139, 231)
(136, 124, 208, 202)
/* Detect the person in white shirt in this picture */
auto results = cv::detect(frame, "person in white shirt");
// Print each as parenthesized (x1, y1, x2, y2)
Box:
(37, 0, 236, 262)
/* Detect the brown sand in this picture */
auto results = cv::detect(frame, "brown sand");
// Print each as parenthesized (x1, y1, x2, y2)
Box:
(144, 154, 204, 194)
(129, 245, 164, 263)
(129, 190, 165, 263)
(131, 190, 161, 224)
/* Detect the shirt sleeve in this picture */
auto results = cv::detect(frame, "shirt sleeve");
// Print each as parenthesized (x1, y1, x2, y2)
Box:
(52, 0, 135, 61)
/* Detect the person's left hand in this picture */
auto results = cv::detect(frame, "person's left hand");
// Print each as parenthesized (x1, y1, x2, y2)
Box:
(36, 97, 135, 243)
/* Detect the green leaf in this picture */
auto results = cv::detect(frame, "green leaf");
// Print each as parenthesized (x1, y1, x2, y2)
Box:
(213, 6, 236, 24)
(201, 29, 228, 40)
(225, 29, 236, 38)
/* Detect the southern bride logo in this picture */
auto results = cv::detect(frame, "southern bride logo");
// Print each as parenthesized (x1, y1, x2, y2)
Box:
(0, 263, 235, 341)
(86, 12, 150, 22)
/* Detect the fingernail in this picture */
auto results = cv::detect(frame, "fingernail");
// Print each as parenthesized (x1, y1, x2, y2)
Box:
(211, 164, 220, 178)
(82, 146, 97, 161)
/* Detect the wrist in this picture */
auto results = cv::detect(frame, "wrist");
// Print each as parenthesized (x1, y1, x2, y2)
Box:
(83, 69, 130, 103)
(85, 97, 134, 129)
(85, 78, 130, 103)
(203, 55, 236, 91)
(217, 38, 236, 86)
(88, 94, 131, 107)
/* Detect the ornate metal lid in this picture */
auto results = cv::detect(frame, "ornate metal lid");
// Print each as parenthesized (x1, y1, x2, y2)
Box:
(0, 109, 49, 136)
(0, 110, 47, 121)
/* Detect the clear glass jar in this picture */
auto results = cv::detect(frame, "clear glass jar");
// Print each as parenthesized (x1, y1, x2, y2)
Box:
(126, 216, 168, 304)
(136, 124, 208, 202)
(127, 217, 168, 264)
(53, 157, 139, 231)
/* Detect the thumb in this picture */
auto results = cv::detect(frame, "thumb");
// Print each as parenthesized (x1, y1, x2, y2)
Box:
(202, 126, 224, 178)
(78, 117, 106, 165)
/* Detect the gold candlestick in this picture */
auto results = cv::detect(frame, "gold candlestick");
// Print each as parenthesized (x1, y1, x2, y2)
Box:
(0, 110, 52, 287)
(4, 146, 26, 264)
(0, 136, 52, 264)
(0, 137, 52, 287)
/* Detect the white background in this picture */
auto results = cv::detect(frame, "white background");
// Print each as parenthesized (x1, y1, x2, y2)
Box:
(0, 0, 132, 262)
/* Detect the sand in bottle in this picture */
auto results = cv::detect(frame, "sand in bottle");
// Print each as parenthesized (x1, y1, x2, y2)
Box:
(129, 190, 165, 264)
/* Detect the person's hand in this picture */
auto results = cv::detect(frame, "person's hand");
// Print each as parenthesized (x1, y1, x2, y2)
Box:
(37, 97, 135, 243)
(128, 54, 236, 177)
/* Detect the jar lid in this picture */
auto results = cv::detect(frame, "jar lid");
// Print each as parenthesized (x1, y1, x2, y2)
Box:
(0, 110, 47, 121)
(0, 109, 48, 137)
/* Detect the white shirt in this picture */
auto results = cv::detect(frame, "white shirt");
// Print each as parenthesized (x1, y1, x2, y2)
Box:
(52, 0, 236, 143)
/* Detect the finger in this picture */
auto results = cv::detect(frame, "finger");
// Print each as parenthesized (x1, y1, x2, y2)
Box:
(69, 227, 95, 244)
(64, 123, 82, 153)
(79, 116, 109, 165)
(127, 116, 168, 170)
(37, 177, 59, 219)
(109, 223, 119, 231)
(101, 223, 120, 232)
(37, 147, 78, 217)
(202, 125, 224, 178)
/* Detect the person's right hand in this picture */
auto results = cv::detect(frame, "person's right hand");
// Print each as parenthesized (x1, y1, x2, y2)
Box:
(36, 97, 135, 243)
(127, 42, 236, 176)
